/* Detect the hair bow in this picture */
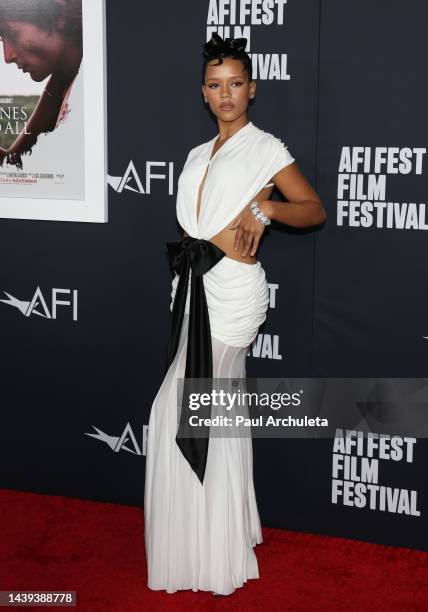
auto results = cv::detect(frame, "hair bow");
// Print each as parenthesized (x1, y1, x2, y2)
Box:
(203, 32, 248, 57)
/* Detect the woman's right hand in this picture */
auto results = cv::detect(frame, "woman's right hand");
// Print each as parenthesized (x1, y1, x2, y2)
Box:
(0, 147, 8, 164)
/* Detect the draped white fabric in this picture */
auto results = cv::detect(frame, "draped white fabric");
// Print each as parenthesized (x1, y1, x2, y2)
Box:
(169, 256, 270, 347)
(176, 120, 295, 240)
(144, 314, 264, 595)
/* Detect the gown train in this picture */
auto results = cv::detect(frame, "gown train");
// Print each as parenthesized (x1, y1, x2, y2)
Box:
(144, 313, 263, 595)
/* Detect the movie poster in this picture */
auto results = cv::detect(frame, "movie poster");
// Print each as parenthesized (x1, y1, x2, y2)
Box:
(0, 0, 107, 222)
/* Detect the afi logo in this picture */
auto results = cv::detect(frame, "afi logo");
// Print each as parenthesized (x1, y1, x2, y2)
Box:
(0, 286, 78, 320)
(107, 160, 174, 195)
(85, 422, 149, 456)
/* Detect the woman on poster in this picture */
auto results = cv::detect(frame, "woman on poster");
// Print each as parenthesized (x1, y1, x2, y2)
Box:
(0, 0, 82, 169)
(144, 32, 326, 597)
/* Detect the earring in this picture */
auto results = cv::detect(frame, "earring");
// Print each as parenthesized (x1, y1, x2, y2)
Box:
(204, 98, 208, 103)
(250, 95, 255, 99)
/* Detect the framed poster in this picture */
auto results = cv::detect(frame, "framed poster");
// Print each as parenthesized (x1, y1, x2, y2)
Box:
(0, 0, 107, 222)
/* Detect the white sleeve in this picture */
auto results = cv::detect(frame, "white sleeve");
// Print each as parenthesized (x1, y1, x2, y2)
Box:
(268, 134, 295, 177)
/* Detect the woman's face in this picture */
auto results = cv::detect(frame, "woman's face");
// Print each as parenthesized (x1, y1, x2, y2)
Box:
(0, 19, 66, 81)
(202, 57, 256, 122)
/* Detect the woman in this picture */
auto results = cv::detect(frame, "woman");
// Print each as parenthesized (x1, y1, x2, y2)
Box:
(0, 0, 82, 168)
(144, 33, 326, 597)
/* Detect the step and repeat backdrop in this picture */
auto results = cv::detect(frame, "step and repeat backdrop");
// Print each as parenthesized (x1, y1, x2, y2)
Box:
(1, 0, 426, 551)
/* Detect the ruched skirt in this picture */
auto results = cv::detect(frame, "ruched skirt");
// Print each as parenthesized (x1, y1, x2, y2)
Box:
(144, 256, 270, 595)
(169, 256, 270, 347)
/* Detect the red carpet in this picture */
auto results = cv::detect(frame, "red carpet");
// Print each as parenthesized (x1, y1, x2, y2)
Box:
(0, 488, 427, 611)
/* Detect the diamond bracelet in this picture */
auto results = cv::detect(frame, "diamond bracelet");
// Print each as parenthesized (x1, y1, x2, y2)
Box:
(250, 201, 271, 226)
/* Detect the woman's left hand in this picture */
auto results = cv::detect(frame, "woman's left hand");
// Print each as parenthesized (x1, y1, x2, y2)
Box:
(228, 201, 271, 257)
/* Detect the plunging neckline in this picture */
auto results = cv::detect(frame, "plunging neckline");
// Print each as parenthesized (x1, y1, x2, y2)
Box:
(195, 121, 253, 228)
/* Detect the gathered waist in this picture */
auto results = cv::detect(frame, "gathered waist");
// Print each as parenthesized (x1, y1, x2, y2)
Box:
(180, 233, 261, 268)
(185, 253, 266, 282)
(210, 253, 264, 274)
(170, 254, 268, 317)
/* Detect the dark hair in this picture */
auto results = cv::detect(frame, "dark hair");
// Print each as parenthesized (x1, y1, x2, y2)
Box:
(202, 33, 253, 83)
(0, 0, 82, 46)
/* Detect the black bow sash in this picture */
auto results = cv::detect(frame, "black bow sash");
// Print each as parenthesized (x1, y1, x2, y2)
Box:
(165, 236, 225, 485)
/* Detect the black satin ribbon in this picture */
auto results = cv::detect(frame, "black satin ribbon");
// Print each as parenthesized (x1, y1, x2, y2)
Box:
(165, 236, 225, 485)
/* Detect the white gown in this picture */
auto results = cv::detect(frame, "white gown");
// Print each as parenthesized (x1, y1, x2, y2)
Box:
(144, 120, 295, 595)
